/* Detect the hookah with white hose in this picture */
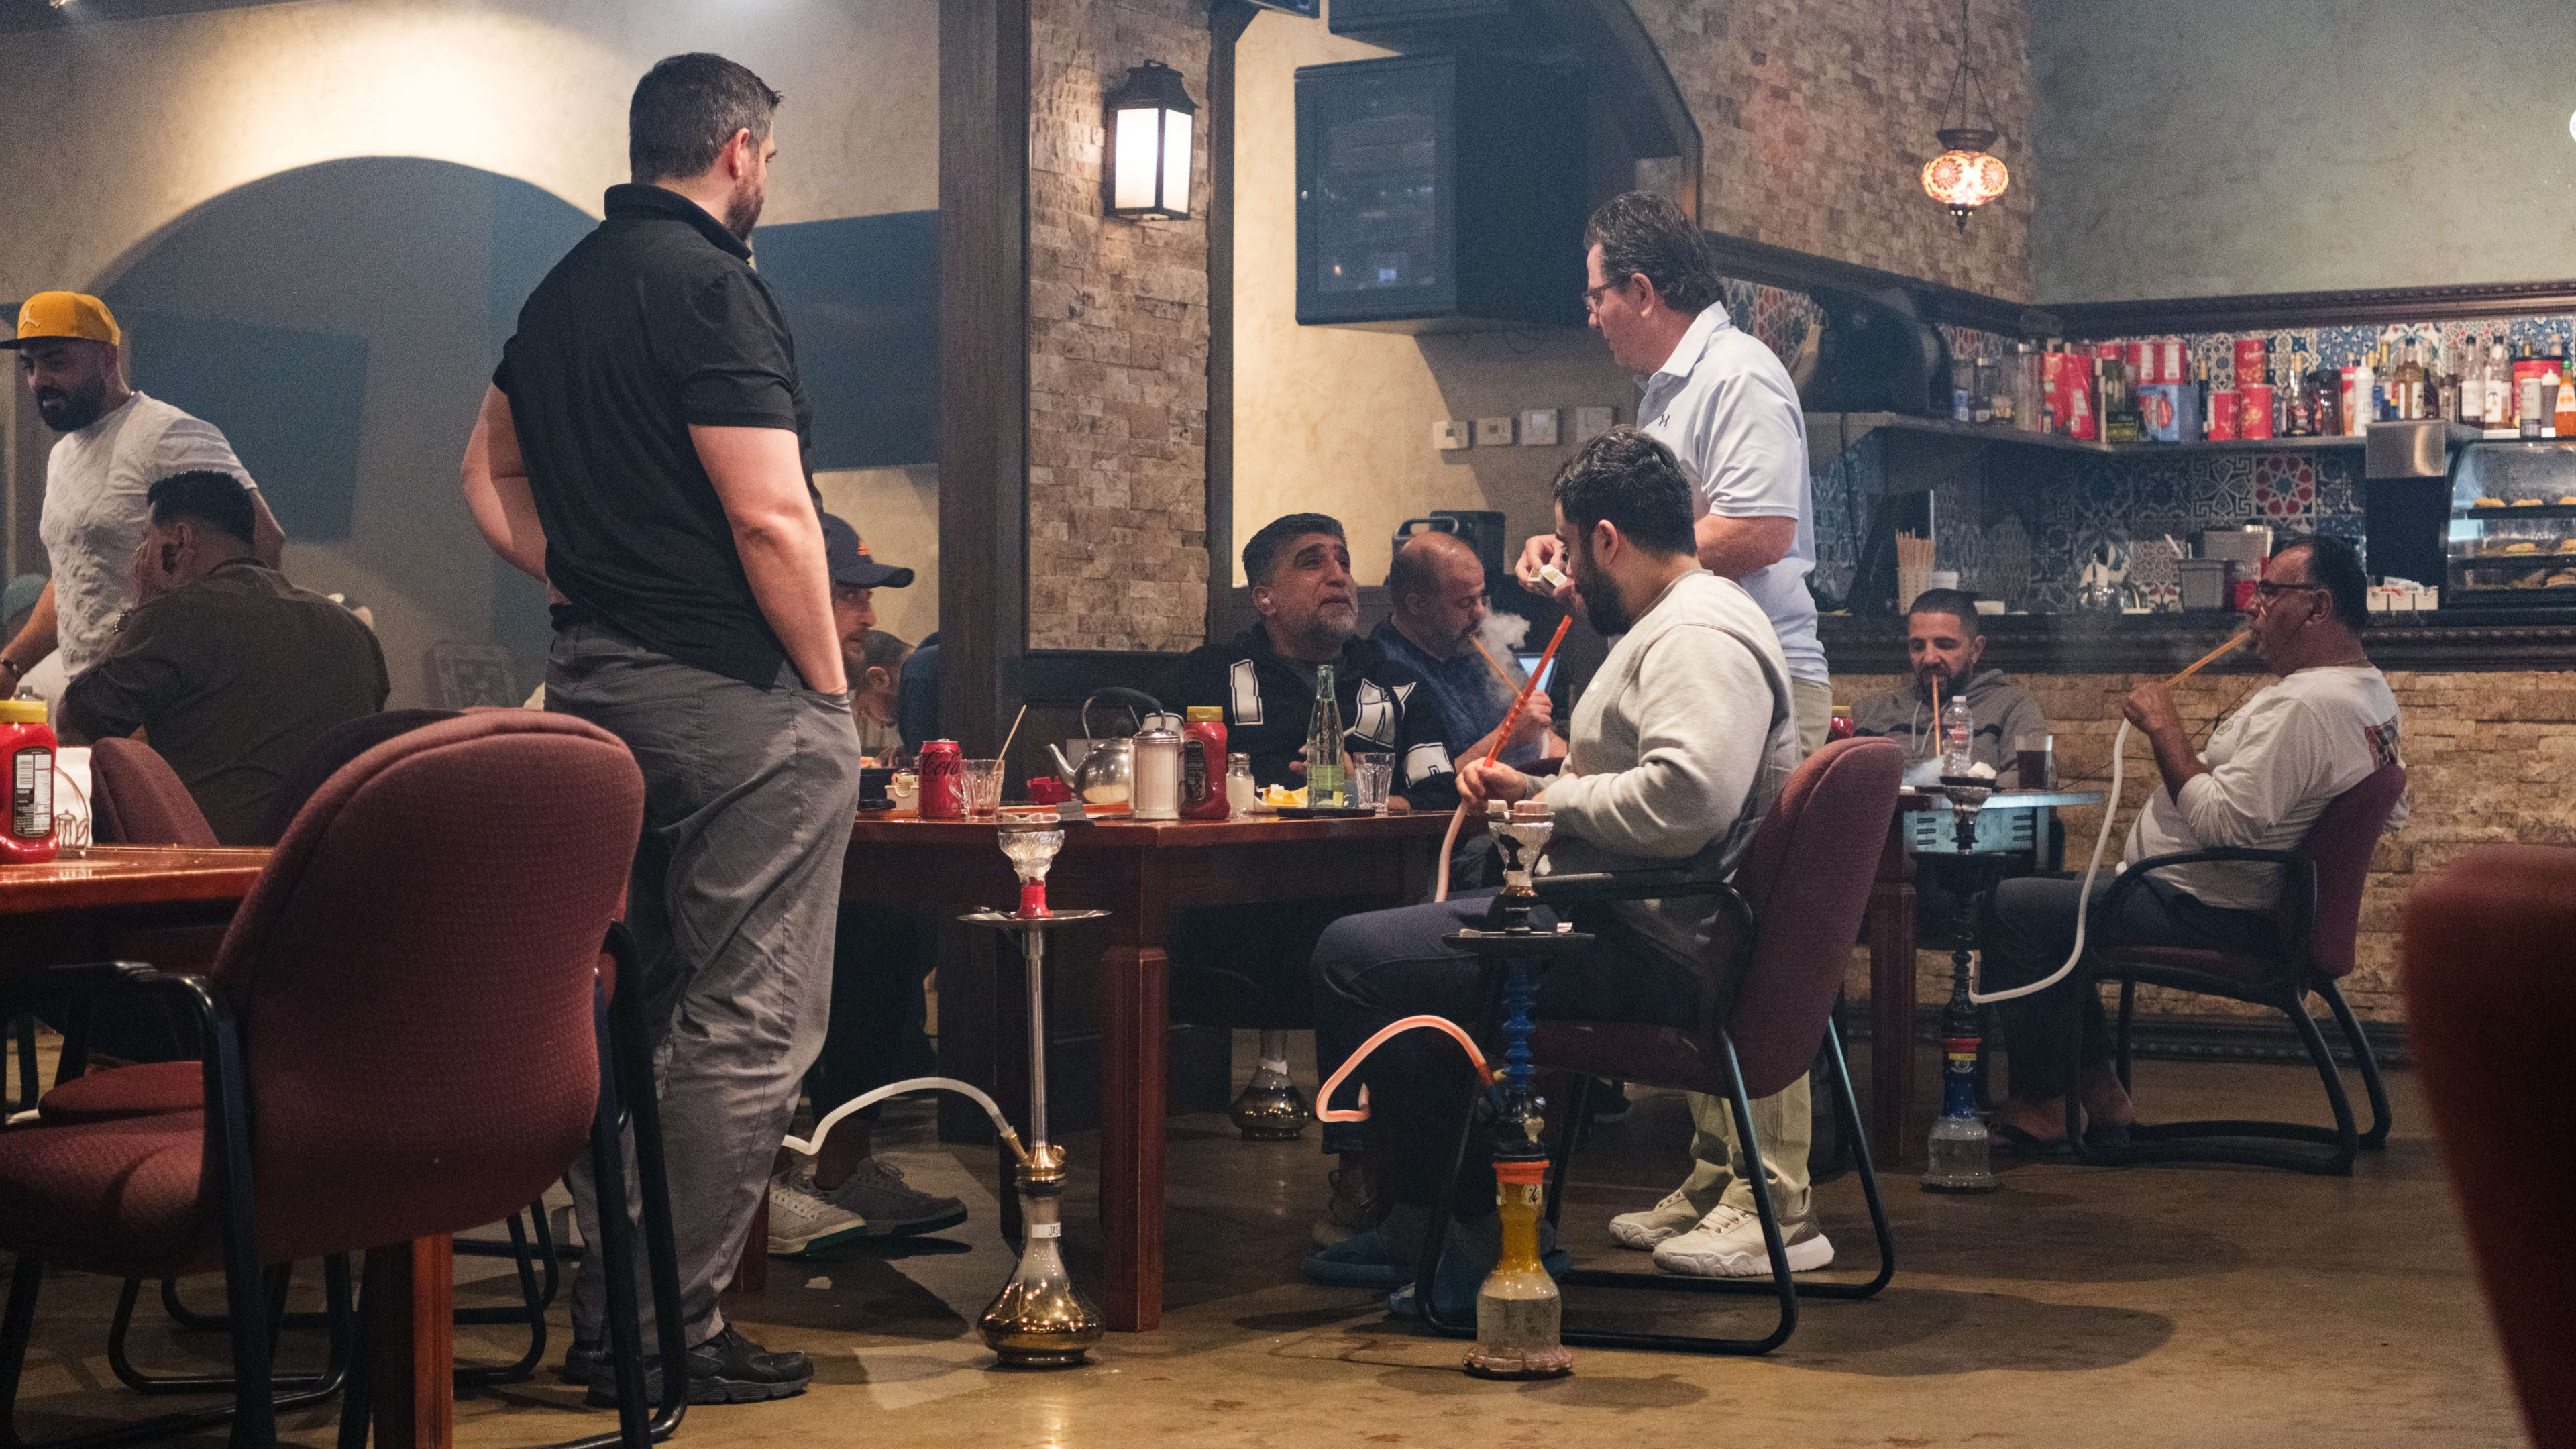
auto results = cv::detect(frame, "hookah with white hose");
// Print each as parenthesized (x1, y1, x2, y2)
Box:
(1925, 629, 2251, 1179)
(777, 816, 1108, 1367)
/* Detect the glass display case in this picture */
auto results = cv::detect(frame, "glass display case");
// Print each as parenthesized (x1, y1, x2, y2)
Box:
(2447, 440, 2576, 602)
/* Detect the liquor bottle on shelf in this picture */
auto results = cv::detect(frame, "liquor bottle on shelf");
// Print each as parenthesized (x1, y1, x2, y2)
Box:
(2458, 336, 2485, 427)
(2485, 337, 2511, 430)
(2350, 348, 2375, 436)
(2394, 338, 2428, 421)
(2279, 344, 2317, 437)
(2309, 351, 2343, 439)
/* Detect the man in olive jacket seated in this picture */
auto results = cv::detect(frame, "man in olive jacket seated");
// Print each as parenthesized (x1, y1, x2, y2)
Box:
(59, 470, 387, 843)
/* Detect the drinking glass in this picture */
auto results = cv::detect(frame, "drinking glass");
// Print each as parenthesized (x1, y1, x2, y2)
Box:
(1349, 752, 1395, 813)
(2014, 733, 2053, 791)
(964, 758, 1006, 816)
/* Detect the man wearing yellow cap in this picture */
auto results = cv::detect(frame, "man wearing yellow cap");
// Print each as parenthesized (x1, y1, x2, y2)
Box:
(0, 292, 285, 698)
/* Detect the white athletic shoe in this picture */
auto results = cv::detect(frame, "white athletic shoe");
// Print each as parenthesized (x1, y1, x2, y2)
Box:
(1650, 1205, 1834, 1279)
(1607, 1187, 1709, 1250)
(766, 1176, 871, 1257)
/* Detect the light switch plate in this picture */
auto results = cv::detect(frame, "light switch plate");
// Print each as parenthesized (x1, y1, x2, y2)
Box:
(1475, 415, 1516, 447)
(1519, 409, 1560, 445)
(1433, 419, 1472, 450)
(1574, 405, 1617, 443)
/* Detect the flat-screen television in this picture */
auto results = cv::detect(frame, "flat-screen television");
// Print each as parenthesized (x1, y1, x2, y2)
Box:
(1295, 53, 1585, 332)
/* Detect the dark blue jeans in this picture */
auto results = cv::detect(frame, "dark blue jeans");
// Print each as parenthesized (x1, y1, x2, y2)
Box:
(1982, 872, 2279, 1102)
(1311, 891, 1699, 1212)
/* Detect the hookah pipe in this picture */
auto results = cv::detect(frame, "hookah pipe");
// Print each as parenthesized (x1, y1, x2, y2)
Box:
(1328, 804, 1577, 1379)
(1964, 630, 2247, 1006)
(1436, 615, 1571, 902)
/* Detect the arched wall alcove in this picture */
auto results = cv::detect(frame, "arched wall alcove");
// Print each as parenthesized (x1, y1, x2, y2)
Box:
(91, 156, 596, 706)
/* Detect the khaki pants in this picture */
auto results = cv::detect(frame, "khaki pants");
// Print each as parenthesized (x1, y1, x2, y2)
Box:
(1674, 672, 1835, 1222)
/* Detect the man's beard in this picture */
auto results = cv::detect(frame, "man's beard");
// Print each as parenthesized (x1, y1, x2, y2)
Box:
(1571, 543, 1633, 636)
(1913, 663, 1953, 698)
(34, 376, 107, 433)
(1294, 607, 1357, 657)
(723, 175, 767, 242)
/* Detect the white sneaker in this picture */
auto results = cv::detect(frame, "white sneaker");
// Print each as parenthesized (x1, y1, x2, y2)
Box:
(767, 1176, 870, 1257)
(1650, 1205, 1834, 1279)
(1607, 1187, 1709, 1250)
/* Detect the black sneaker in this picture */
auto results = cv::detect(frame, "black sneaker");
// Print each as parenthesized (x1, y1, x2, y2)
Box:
(583, 1326, 813, 1407)
(560, 1340, 603, 1385)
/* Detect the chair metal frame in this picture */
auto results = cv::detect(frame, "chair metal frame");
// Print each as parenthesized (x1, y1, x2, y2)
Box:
(1414, 873, 1894, 1355)
(2063, 845, 2392, 1177)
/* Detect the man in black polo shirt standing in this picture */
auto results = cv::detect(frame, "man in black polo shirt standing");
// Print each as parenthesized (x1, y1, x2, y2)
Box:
(461, 53, 861, 1407)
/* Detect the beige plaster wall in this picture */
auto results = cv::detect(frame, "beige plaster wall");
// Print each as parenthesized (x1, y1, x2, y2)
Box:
(3, 0, 938, 705)
(1228, 10, 1635, 590)
(1834, 666, 2576, 1026)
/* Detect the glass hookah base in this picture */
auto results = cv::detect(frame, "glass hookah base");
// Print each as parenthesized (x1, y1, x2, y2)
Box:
(1465, 1279, 1572, 1379)
(1228, 1071, 1311, 1140)
(1920, 1122, 2001, 1193)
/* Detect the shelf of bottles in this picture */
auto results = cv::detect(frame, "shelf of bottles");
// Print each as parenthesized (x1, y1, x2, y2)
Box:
(1831, 327, 2576, 459)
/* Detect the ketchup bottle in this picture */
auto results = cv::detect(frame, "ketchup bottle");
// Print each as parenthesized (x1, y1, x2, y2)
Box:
(0, 698, 60, 865)
(1181, 706, 1230, 820)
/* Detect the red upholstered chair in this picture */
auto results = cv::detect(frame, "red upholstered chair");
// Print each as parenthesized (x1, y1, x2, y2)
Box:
(86, 738, 219, 848)
(0, 712, 666, 1449)
(2402, 846, 2576, 1449)
(1424, 737, 1904, 1355)
(2065, 763, 2406, 1175)
(251, 708, 459, 847)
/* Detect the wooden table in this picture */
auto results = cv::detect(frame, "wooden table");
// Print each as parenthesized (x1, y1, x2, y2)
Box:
(840, 810, 1452, 1332)
(0, 846, 454, 1449)
(1861, 790, 2106, 1167)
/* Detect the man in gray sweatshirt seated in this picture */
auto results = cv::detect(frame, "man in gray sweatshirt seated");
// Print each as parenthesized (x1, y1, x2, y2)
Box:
(1302, 428, 1804, 1307)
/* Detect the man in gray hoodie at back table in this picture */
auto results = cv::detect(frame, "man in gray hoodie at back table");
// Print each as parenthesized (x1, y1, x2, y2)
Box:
(1849, 588, 2049, 784)
(1299, 427, 1807, 1307)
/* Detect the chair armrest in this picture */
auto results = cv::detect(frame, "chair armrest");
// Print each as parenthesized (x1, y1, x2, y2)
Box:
(2094, 849, 2317, 978)
(1519, 758, 1565, 779)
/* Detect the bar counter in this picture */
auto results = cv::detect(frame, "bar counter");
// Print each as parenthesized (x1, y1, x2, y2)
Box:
(1821, 604, 2576, 675)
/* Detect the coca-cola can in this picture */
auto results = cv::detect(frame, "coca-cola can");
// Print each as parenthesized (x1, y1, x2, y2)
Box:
(2159, 338, 2186, 384)
(918, 739, 963, 818)
(2124, 341, 2149, 386)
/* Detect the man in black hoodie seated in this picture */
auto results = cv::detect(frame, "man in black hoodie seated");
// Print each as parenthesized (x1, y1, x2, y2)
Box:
(1162, 513, 1460, 1242)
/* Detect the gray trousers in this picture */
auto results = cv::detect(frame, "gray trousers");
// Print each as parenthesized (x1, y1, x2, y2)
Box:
(547, 621, 864, 1347)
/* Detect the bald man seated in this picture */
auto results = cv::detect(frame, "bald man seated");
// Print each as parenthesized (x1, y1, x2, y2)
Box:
(1371, 531, 1559, 773)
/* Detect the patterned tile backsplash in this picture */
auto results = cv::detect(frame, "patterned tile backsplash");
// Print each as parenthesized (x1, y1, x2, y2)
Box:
(1777, 303, 2576, 613)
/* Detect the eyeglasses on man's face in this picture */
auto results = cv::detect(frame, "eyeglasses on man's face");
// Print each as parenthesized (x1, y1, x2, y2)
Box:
(2251, 580, 2328, 607)
(1580, 274, 1638, 313)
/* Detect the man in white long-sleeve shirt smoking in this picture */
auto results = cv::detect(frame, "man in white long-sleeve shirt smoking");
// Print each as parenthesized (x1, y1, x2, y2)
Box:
(1299, 428, 1805, 1309)
(1982, 532, 2403, 1152)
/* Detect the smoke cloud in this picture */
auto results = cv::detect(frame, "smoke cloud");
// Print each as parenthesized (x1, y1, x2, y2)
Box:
(1468, 612, 1535, 712)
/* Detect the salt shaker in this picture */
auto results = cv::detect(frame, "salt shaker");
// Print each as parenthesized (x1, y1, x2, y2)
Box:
(1225, 752, 1256, 819)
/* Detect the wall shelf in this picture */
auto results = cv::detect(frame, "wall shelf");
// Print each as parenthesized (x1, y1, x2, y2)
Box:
(1806, 411, 2373, 464)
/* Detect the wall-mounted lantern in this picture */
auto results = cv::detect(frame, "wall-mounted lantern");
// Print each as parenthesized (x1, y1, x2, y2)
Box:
(1106, 60, 1197, 220)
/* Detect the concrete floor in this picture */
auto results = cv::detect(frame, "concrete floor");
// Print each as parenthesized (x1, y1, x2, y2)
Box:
(3, 1037, 2526, 1448)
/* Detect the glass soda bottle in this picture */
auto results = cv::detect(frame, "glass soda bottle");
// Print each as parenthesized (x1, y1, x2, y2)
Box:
(1305, 664, 1346, 808)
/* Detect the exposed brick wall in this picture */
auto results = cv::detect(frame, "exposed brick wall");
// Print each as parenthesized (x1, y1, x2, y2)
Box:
(1833, 666, 2576, 1024)
(1633, 0, 2034, 302)
(1026, 0, 1212, 651)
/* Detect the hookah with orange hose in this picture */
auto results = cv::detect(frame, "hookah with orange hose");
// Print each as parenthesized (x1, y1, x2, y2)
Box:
(1320, 616, 1582, 1377)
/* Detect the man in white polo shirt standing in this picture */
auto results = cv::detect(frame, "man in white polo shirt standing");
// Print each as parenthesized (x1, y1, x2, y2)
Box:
(1515, 191, 1833, 1281)
(0, 292, 285, 701)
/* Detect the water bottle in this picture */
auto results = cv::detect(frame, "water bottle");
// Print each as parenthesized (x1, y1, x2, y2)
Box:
(1305, 665, 1346, 808)
(1940, 688, 1976, 777)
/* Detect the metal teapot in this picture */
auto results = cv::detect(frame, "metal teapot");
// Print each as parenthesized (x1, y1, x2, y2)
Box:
(1048, 688, 1169, 808)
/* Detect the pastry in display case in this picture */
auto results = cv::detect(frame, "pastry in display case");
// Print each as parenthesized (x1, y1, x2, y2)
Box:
(2447, 440, 2576, 600)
